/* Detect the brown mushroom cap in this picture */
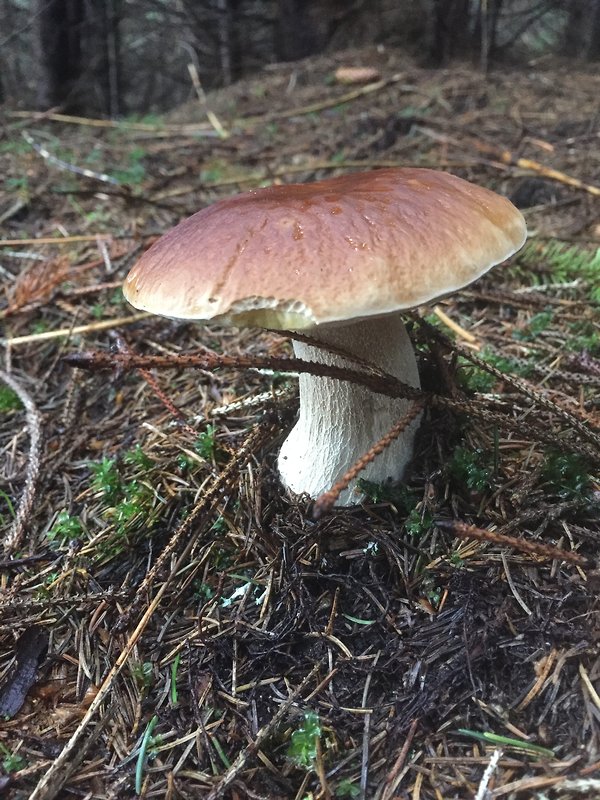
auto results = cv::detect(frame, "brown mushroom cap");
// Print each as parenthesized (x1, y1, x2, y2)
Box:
(123, 168, 526, 330)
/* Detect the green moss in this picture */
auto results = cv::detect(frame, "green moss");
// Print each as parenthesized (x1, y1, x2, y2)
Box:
(287, 710, 321, 768)
(0, 387, 22, 412)
(405, 507, 434, 538)
(47, 511, 85, 544)
(517, 241, 600, 301)
(90, 456, 121, 502)
(566, 320, 600, 356)
(513, 309, 554, 341)
(447, 447, 493, 493)
(541, 450, 592, 499)
(357, 479, 417, 511)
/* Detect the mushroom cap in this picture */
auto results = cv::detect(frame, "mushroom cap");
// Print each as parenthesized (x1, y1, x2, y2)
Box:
(123, 168, 526, 330)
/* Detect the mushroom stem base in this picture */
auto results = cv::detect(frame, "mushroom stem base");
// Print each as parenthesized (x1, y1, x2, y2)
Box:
(278, 313, 421, 506)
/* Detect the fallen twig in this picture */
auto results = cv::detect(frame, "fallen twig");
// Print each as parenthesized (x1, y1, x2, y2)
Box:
(1, 369, 43, 554)
(62, 348, 421, 400)
(4, 313, 151, 346)
(313, 400, 427, 517)
(436, 519, 589, 567)
(418, 126, 600, 197)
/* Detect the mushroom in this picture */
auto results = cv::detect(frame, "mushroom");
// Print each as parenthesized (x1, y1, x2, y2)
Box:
(123, 168, 526, 505)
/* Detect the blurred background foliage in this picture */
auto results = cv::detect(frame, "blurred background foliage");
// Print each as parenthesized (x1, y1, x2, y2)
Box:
(1, 0, 599, 116)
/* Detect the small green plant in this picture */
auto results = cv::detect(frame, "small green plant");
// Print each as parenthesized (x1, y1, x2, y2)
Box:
(5, 176, 29, 193)
(195, 425, 218, 460)
(200, 166, 224, 183)
(131, 661, 154, 690)
(513, 309, 554, 342)
(456, 358, 496, 393)
(566, 320, 600, 356)
(457, 350, 535, 390)
(541, 450, 591, 499)
(420, 575, 442, 608)
(113, 146, 146, 186)
(480, 348, 533, 377)
(135, 715, 159, 794)
(448, 447, 493, 493)
(112, 479, 154, 529)
(357, 479, 417, 511)
(211, 516, 228, 534)
(193, 580, 215, 601)
(29, 320, 49, 335)
(404, 507, 434, 538)
(0, 489, 16, 529)
(110, 288, 125, 305)
(87, 450, 164, 557)
(0, 387, 22, 412)
(0, 743, 27, 773)
(47, 510, 85, 544)
(449, 551, 466, 567)
(457, 728, 554, 758)
(0, 138, 30, 154)
(90, 457, 121, 502)
(336, 778, 361, 798)
(124, 444, 154, 471)
(518, 241, 600, 302)
(287, 710, 321, 768)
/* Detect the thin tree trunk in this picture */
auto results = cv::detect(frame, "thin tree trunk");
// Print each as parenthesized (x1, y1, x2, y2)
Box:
(430, 0, 473, 65)
(563, 0, 586, 57)
(37, 0, 84, 111)
(587, 0, 600, 59)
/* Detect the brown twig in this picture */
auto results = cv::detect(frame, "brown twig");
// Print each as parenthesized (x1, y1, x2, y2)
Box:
(64, 347, 600, 465)
(313, 400, 427, 517)
(381, 718, 420, 800)
(418, 126, 600, 197)
(63, 348, 421, 400)
(238, 73, 417, 127)
(4, 313, 151, 345)
(436, 519, 589, 567)
(0, 235, 114, 246)
(112, 337, 199, 437)
(1, 369, 43, 554)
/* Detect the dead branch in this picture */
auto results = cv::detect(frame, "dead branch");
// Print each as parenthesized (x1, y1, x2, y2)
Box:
(1, 369, 43, 554)
(436, 519, 589, 567)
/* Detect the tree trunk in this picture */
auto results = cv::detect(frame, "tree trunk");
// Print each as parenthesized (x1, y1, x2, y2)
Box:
(276, 0, 340, 61)
(563, 0, 587, 57)
(36, 0, 85, 111)
(430, 0, 472, 65)
(85, 0, 122, 116)
(587, 0, 600, 59)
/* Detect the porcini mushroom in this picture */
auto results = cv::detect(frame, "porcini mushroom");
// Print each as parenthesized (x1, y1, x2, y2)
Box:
(123, 168, 526, 505)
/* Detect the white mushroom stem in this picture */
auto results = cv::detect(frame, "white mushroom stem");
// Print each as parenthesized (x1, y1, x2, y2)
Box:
(277, 313, 421, 506)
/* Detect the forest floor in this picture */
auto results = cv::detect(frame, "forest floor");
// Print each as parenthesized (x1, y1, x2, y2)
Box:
(0, 47, 599, 800)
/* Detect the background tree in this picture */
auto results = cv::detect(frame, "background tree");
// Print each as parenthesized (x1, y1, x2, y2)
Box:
(36, 0, 85, 112)
(35, 0, 121, 115)
(0, 0, 595, 116)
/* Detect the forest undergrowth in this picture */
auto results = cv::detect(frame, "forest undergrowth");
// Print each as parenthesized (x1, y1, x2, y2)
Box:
(0, 48, 599, 799)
